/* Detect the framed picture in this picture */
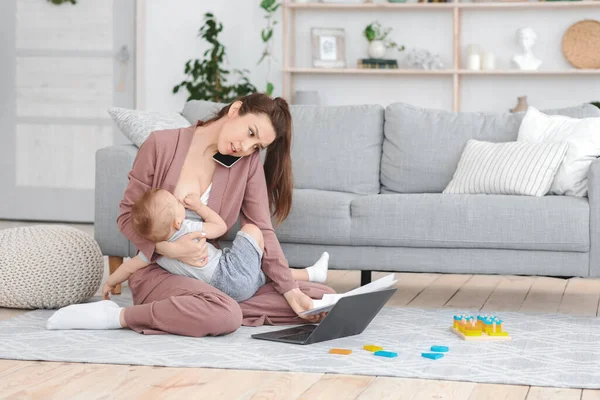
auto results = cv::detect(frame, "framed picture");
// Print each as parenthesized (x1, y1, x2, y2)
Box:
(311, 28, 346, 68)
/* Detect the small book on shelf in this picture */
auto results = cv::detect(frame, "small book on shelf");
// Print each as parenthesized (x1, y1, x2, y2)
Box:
(358, 58, 399, 69)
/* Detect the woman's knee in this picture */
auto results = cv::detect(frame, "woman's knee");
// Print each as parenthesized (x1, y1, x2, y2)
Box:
(186, 292, 243, 337)
(216, 296, 243, 335)
(241, 224, 264, 251)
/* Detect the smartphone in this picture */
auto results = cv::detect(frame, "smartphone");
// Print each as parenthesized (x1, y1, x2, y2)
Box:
(212, 152, 242, 168)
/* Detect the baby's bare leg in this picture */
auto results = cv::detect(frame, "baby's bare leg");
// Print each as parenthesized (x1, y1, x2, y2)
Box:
(291, 268, 310, 281)
(239, 224, 328, 283)
(240, 224, 264, 253)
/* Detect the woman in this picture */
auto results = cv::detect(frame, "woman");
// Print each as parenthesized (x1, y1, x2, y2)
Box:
(46, 93, 335, 336)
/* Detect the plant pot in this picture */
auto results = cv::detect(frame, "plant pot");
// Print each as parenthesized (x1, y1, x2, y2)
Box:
(368, 40, 386, 59)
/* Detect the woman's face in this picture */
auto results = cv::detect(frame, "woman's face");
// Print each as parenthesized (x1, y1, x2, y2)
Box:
(218, 102, 277, 157)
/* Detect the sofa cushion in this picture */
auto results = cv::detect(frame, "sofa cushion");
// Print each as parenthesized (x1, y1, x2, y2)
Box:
(290, 105, 384, 194)
(518, 106, 600, 197)
(182, 100, 384, 195)
(181, 100, 225, 123)
(442, 139, 568, 197)
(351, 193, 589, 252)
(382, 102, 600, 193)
(274, 189, 357, 245)
(108, 107, 191, 147)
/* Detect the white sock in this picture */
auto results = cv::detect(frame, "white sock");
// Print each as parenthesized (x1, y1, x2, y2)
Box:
(306, 252, 329, 283)
(46, 300, 123, 330)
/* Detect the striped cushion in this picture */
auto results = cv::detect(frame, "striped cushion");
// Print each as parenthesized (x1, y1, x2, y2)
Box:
(443, 139, 568, 197)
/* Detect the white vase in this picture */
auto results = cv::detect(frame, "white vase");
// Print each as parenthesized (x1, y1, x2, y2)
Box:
(467, 54, 481, 70)
(481, 52, 496, 70)
(368, 40, 386, 59)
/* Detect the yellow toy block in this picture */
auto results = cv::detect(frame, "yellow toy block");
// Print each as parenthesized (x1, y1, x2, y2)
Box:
(363, 345, 383, 352)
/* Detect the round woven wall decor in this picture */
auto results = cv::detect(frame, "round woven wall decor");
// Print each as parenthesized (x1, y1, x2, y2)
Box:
(562, 19, 600, 69)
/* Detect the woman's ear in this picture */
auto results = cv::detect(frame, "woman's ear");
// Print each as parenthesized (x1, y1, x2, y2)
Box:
(228, 101, 243, 118)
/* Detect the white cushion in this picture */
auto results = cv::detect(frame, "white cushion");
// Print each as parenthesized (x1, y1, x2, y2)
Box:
(443, 139, 568, 197)
(517, 106, 600, 196)
(108, 107, 191, 147)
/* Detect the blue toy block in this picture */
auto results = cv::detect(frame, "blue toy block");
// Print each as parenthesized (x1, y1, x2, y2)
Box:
(430, 346, 449, 353)
(422, 352, 444, 360)
(374, 350, 398, 358)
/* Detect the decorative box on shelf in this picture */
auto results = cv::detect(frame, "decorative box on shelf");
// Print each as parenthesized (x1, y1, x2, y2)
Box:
(357, 58, 399, 69)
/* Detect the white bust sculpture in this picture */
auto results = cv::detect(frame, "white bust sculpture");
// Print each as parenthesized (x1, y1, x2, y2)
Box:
(511, 27, 542, 71)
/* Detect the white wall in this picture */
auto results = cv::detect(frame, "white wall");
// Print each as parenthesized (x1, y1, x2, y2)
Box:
(143, 0, 600, 113)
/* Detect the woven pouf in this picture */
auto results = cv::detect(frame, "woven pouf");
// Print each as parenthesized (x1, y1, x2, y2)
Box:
(0, 225, 104, 309)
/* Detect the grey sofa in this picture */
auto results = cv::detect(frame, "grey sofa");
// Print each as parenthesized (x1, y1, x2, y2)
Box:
(95, 101, 600, 286)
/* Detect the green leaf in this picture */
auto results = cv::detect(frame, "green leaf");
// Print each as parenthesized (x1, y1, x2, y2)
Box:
(260, 0, 276, 11)
(266, 82, 274, 96)
(262, 29, 273, 43)
(364, 25, 376, 42)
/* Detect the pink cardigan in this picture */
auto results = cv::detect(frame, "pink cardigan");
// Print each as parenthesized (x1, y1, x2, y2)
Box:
(117, 121, 298, 295)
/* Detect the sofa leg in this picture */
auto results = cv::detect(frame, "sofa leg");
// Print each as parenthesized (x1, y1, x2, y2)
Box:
(361, 270, 372, 286)
(108, 256, 123, 295)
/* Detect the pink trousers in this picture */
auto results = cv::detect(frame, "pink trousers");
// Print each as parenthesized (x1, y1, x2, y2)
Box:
(123, 263, 336, 337)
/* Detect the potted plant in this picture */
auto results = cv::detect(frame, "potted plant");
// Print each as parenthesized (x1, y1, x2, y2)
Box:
(173, 13, 257, 103)
(363, 21, 405, 59)
(257, 0, 280, 96)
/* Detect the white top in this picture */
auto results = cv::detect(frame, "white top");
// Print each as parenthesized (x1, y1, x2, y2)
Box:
(200, 183, 212, 206)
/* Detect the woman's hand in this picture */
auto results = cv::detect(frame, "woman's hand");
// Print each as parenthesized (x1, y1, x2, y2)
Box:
(283, 288, 327, 323)
(165, 231, 209, 267)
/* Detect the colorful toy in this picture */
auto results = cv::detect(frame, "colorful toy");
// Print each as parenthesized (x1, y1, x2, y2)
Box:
(374, 350, 398, 358)
(422, 352, 444, 360)
(363, 344, 383, 352)
(430, 345, 449, 352)
(451, 314, 511, 341)
(329, 348, 352, 355)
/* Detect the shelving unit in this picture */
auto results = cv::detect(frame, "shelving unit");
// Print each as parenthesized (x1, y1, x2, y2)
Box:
(281, 0, 600, 111)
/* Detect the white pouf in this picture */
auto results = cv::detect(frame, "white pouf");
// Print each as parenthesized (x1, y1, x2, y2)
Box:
(0, 225, 104, 309)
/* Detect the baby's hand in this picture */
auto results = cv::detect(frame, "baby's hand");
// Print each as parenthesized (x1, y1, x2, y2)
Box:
(102, 282, 115, 300)
(183, 193, 203, 210)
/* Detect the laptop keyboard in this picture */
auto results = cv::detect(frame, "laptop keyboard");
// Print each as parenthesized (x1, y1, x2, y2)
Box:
(282, 331, 313, 342)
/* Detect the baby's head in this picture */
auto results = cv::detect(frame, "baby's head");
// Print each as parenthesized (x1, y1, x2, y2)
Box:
(131, 189, 185, 242)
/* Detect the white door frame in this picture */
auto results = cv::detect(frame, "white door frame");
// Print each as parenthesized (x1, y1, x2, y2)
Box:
(135, 0, 145, 111)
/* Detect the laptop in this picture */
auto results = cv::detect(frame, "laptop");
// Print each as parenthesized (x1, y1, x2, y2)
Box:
(251, 288, 397, 345)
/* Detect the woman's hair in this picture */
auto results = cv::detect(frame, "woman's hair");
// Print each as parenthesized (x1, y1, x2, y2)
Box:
(204, 93, 293, 225)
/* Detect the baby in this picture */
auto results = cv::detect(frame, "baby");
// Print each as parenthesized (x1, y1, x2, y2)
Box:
(103, 188, 329, 303)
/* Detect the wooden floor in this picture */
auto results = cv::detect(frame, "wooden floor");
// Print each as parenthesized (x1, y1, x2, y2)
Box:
(2, 221, 600, 399)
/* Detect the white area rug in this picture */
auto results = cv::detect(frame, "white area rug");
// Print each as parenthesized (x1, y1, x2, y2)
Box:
(1, 293, 599, 389)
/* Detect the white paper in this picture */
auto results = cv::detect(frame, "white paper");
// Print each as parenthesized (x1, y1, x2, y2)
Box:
(300, 273, 397, 316)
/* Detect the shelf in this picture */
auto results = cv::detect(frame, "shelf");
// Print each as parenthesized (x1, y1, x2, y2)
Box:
(460, 69, 600, 74)
(458, 0, 600, 7)
(285, 67, 600, 75)
(287, 2, 454, 9)
(285, 67, 455, 74)
(286, 1, 600, 9)
(282, 0, 600, 111)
